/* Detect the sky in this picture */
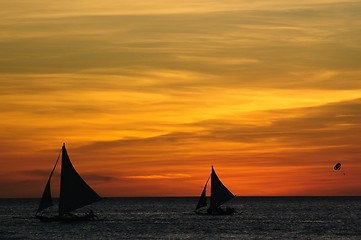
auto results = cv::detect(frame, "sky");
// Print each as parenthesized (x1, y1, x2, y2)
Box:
(1, 0, 360, 197)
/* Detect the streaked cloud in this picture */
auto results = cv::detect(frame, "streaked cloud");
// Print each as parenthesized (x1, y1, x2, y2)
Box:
(124, 174, 191, 179)
(3, 0, 358, 20)
(0, 0, 360, 196)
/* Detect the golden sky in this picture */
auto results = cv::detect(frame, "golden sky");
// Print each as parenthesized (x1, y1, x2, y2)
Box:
(1, 0, 360, 197)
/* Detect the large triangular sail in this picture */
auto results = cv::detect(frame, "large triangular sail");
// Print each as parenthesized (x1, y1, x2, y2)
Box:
(210, 166, 234, 212)
(36, 151, 61, 214)
(195, 175, 210, 211)
(59, 144, 102, 216)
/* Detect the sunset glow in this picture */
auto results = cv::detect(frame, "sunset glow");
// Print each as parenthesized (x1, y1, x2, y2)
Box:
(1, 0, 360, 197)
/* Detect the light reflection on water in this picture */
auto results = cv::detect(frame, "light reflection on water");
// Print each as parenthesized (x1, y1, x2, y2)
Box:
(1, 197, 360, 239)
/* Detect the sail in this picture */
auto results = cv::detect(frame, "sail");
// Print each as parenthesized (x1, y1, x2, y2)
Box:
(36, 151, 60, 213)
(59, 144, 102, 215)
(210, 166, 234, 212)
(195, 176, 210, 211)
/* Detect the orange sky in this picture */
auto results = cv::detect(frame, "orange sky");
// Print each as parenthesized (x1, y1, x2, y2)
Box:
(1, 0, 361, 197)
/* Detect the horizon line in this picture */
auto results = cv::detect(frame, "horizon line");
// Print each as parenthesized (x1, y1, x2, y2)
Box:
(1, 195, 361, 199)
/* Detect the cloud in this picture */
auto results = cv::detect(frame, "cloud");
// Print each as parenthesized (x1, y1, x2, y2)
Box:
(123, 173, 191, 179)
(2, 0, 351, 21)
(23, 169, 57, 178)
(1, 0, 361, 197)
(1, 2, 361, 93)
(80, 172, 118, 182)
(1, 97, 360, 197)
(21, 168, 117, 183)
(73, 98, 361, 170)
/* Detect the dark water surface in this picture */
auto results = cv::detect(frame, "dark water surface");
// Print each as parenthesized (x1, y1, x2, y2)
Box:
(0, 197, 360, 239)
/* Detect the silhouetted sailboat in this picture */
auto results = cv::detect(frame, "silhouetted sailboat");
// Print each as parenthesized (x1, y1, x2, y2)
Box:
(36, 143, 102, 222)
(195, 166, 236, 215)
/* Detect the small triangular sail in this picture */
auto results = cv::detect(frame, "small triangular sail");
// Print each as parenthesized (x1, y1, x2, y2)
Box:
(195, 175, 210, 211)
(59, 144, 101, 216)
(36, 150, 61, 213)
(210, 166, 234, 212)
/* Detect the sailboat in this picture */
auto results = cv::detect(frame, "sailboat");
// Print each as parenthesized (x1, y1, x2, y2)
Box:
(195, 166, 236, 215)
(35, 143, 102, 222)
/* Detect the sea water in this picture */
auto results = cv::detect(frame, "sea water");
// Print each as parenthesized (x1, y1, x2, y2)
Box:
(0, 197, 360, 239)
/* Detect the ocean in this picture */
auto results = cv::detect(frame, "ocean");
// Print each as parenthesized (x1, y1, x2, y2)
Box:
(0, 197, 360, 239)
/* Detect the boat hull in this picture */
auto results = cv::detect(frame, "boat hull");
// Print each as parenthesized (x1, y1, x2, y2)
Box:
(195, 207, 236, 215)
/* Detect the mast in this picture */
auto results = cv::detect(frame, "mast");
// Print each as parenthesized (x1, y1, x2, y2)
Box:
(36, 150, 61, 214)
(195, 175, 210, 211)
(58, 143, 102, 216)
(210, 166, 234, 213)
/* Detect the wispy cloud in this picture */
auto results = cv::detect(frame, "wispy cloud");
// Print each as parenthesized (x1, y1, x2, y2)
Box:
(77, 98, 361, 164)
(1, 1, 361, 196)
(1, 1, 359, 20)
(124, 174, 191, 179)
